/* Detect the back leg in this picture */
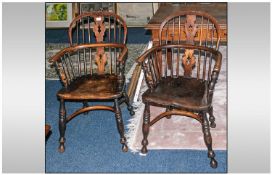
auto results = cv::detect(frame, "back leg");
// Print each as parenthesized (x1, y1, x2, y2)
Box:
(123, 92, 135, 115)
(208, 106, 216, 128)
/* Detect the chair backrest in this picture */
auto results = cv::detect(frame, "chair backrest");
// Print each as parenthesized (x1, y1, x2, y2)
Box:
(159, 11, 221, 50)
(68, 11, 127, 46)
(137, 45, 222, 87)
(49, 43, 128, 87)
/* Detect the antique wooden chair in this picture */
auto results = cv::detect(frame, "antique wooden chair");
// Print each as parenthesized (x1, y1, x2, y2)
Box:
(50, 43, 132, 153)
(49, 12, 134, 153)
(67, 11, 133, 115)
(137, 11, 222, 168)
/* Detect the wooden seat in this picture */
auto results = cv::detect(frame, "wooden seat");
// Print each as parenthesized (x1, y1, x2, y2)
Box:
(58, 74, 123, 100)
(142, 77, 209, 111)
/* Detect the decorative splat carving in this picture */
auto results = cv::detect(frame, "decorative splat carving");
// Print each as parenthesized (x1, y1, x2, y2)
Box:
(93, 15, 107, 74)
(182, 49, 196, 77)
(95, 47, 107, 74)
(184, 15, 198, 45)
(93, 16, 106, 42)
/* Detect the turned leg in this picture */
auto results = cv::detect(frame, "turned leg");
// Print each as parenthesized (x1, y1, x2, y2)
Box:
(83, 101, 89, 115)
(141, 103, 150, 154)
(208, 106, 216, 128)
(59, 98, 66, 153)
(114, 98, 128, 152)
(123, 92, 135, 115)
(201, 112, 217, 168)
(165, 106, 172, 119)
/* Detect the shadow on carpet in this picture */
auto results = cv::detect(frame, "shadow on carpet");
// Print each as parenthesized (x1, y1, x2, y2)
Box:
(46, 80, 227, 173)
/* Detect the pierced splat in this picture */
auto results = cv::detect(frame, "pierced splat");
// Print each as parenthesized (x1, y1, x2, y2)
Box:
(95, 47, 107, 74)
(93, 16, 106, 42)
(93, 16, 107, 74)
(184, 15, 198, 45)
(182, 49, 196, 77)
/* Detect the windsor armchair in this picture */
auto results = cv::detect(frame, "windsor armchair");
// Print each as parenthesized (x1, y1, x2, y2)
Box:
(49, 12, 134, 153)
(50, 43, 131, 152)
(137, 11, 222, 168)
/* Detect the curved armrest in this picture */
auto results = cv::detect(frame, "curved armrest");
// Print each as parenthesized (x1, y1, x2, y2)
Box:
(49, 43, 128, 64)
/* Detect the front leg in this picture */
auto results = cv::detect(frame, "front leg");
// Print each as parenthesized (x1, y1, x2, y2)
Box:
(58, 98, 66, 153)
(114, 98, 128, 152)
(141, 102, 150, 154)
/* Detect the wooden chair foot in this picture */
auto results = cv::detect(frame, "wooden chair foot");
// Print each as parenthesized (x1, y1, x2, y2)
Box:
(58, 137, 66, 153)
(141, 146, 148, 154)
(210, 158, 218, 168)
(122, 144, 128, 152)
(58, 144, 65, 153)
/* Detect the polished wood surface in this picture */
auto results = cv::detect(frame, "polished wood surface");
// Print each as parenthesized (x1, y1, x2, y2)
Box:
(146, 3, 227, 45)
(137, 44, 222, 168)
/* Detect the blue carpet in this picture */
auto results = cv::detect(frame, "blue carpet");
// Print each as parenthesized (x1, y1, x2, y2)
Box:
(46, 80, 227, 173)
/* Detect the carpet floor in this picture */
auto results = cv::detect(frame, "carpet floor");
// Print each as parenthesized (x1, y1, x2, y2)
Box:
(45, 80, 227, 173)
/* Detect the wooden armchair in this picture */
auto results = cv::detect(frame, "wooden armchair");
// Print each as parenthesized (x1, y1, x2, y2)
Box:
(49, 43, 134, 153)
(137, 44, 222, 168)
(137, 11, 222, 168)
(49, 11, 134, 153)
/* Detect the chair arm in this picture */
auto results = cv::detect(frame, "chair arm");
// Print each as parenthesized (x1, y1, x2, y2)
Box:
(49, 43, 127, 64)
